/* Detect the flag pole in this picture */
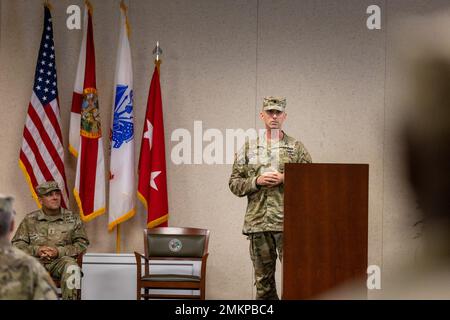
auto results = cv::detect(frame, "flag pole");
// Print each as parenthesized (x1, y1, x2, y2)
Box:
(116, 224, 121, 253)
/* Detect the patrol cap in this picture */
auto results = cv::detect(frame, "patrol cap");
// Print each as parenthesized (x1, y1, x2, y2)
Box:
(263, 96, 286, 112)
(0, 194, 13, 213)
(36, 181, 61, 196)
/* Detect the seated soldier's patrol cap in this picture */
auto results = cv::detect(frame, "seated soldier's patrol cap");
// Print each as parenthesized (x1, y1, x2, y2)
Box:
(263, 96, 286, 112)
(36, 181, 61, 196)
(0, 194, 14, 213)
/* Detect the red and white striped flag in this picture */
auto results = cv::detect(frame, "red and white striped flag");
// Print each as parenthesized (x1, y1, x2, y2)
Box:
(71, 2, 106, 222)
(137, 63, 169, 228)
(19, 4, 69, 208)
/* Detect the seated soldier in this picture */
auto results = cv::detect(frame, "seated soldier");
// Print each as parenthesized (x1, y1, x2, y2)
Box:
(12, 181, 89, 300)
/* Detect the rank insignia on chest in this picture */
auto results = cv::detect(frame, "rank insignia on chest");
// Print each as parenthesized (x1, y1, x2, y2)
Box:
(286, 147, 296, 157)
(65, 217, 75, 224)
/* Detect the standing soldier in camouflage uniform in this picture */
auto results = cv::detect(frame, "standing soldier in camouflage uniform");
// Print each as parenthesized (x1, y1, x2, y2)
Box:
(12, 181, 90, 300)
(0, 194, 57, 300)
(229, 97, 312, 300)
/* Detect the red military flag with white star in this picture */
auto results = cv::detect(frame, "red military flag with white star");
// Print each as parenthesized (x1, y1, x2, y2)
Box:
(137, 63, 168, 228)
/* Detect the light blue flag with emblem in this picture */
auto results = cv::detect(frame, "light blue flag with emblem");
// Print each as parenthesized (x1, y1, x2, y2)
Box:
(108, 2, 135, 244)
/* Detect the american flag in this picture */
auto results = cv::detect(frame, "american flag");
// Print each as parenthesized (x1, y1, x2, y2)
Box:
(19, 6, 69, 208)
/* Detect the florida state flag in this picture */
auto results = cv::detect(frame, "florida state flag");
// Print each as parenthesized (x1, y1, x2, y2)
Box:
(137, 63, 168, 228)
(72, 2, 106, 222)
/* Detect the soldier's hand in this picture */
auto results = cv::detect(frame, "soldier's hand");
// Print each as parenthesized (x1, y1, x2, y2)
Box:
(37, 246, 49, 257)
(38, 246, 58, 259)
(257, 172, 284, 187)
(45, 247, 58, 258)
(268, 172, 284, 186)
(38, 247, 51, 261)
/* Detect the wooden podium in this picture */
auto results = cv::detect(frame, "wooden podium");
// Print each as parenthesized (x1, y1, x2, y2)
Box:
(282, 164, 368, 299)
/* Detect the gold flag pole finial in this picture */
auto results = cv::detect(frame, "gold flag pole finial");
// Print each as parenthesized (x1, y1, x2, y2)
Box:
(153, 41, 162, 72)
(120, 0, 131, 38)
(85, 0, 93, 15)
(44, 0, 52, 10)
(120, 0, 127, 11)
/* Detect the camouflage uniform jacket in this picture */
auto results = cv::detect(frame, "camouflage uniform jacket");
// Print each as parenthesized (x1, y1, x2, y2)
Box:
(229, 132, 312, 234)
(0, 243, 57, 299)
(11, 208, 89, 261)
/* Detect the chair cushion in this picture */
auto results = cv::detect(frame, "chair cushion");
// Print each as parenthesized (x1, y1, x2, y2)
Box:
(141, 274, 201, 282)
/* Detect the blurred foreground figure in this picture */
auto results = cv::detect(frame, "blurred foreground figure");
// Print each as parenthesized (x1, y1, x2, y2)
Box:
(387, 56, 450, 299)
(0, 195, 57, 300)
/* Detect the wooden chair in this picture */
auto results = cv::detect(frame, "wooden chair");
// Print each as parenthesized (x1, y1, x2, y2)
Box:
(52, 253, 84, 300)
(134, 227, 210, 300)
